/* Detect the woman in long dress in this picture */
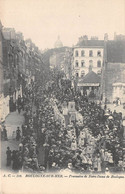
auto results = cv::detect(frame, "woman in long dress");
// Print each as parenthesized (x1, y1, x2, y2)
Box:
(71, 140, 77, 151)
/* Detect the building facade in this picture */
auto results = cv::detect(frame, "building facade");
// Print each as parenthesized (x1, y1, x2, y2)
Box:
(0, 24, 44, 121)
(105, 37, 125, 103)
(71, 38, 105, 99)
(73, 46, 104, 78)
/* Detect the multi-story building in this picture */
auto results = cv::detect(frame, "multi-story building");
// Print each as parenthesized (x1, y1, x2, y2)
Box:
(72, 39, 104, 78)
(72, 37, 104, 99)
(71, 34, 125, 103)
(1, 23, 44, 120)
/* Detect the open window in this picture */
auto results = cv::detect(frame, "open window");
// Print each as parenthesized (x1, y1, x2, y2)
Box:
(97, 50, 101, 57)
(81, 60, 85, 67)
(75, 60, 79, 67)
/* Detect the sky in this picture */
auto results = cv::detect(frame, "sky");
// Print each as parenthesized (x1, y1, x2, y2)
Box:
(0, 0, 125, 50)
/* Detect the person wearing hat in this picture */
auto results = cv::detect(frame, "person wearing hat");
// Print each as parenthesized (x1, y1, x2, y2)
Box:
(16, 127, 21, 141)
(3, 126, 8, 141)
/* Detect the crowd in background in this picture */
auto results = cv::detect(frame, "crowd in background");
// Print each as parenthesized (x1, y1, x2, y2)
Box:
(3, 70, 125, 173)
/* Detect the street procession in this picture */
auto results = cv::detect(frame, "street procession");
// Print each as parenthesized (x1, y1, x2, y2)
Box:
(1, 68, 125, 174)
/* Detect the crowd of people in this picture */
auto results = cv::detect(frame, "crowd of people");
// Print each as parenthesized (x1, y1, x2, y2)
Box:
(3, 70, 125, 173)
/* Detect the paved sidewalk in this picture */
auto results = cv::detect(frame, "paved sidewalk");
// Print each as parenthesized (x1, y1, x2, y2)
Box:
(1, 110, 24, 172)
(4, 111, 24, 139)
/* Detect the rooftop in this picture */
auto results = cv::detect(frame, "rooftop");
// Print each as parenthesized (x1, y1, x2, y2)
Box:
(76, 39, 104, 47)
(79, 71, 101, 84)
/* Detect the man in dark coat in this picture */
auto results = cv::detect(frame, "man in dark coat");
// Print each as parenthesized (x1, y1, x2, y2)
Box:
(6, 147, 11, 166)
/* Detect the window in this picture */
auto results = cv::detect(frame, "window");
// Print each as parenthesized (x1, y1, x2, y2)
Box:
(97, 60, 101, 67)
(81, 60, 85, 67)
(81, 71, 85, 77)
(89, 60, 93, 72)
(97, 51, 101, 57)
(81, 50, 85, 56)
(89, 50, 93, 57)
(75, 50, 79, 57)
(89, 60, 93, 66)
(75, 60, 79, 67)
(76, 72, 79, 77)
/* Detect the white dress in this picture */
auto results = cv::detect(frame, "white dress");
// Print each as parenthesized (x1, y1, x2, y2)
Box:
(71, 141, 77, 150)
(78, 138, 84, 147)
(97, 157, 102, 172)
